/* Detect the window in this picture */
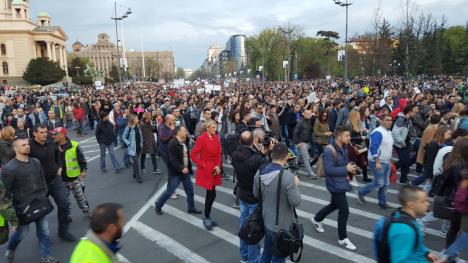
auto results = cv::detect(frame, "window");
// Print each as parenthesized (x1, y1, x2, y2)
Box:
(0, 44, 5, 55)
(2, 61, 8, 75)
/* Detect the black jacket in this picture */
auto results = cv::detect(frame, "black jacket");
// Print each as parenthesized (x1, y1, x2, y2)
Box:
(293, 118, 314, 144)
(29, 139, 61, 185)
(1, 157, 48, 210)
(232, 145, 268, 204)
(95, 120, 115, 146)
(167, 138, 192, 177)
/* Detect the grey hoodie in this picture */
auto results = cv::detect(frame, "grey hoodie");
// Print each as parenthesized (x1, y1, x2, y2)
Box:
(253, 162, 301, 232)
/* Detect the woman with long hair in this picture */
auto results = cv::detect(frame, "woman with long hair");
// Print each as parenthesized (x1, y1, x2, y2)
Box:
(122, 114, 144, 183)
(412, 125, 452, 187)
(312, 110, 332, 165)
(140, 112, 161, 175)
(346, 110, 369, 184)
(440, 138, 468, 248)
(191, 120, 222, 231)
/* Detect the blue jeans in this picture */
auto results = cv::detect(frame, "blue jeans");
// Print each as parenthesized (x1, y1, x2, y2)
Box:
(239, 201, 261, 263)
(48, 177, 70, 232)
(123, 147, 131, 165)
(155, 175, 196, 210)
(445, 232, 468, 257)
(99, 143, 122, 170)
(358, 161, 390, 206)
(281, 125, 290, 146)
(261, 229, 286, 263)
(7, 215, 51, 257)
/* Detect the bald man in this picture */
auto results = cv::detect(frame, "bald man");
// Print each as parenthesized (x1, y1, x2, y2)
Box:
(231, 131, 268, 262)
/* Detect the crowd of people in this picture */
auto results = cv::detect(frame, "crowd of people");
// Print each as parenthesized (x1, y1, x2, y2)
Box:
(0, 74, 467, 262)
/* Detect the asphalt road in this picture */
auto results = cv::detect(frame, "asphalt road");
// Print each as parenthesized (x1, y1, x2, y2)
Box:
(1, 132, 465, 263)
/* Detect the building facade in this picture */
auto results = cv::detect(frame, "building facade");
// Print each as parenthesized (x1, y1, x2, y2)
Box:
(72, 33, 174, 81)
(0, 0, 68, 85)
(226, 34, 247, 71)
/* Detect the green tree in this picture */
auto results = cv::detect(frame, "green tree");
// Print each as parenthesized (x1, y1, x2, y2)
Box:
(23, 57, 65, 85)
(109, 65, 119, 82)
(316, 31, 340, 76)
(175, 67, 185, 79)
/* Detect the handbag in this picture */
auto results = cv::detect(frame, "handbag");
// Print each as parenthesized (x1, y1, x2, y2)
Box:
(433, 195, 456, 220)
(272, 169, 304, 262)
(350, 142, 368, 155)
(17, 197, 53, 225)
(238, 174, 265, 245)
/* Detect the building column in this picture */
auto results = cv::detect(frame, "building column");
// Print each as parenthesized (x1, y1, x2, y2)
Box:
(62, 46, 68, 76)
(32, 42, 37, 59)
(46, 41, 52, 60)
(58, 44, 64, 68)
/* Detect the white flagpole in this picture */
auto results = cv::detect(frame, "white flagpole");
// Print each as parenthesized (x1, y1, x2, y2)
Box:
(141, 35, 146, 80)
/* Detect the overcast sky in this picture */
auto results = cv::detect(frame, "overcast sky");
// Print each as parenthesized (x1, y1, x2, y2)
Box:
(30, 0, 467, 69)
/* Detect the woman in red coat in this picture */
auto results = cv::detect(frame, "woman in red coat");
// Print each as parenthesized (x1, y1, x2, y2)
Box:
(191, 119, 222, 230)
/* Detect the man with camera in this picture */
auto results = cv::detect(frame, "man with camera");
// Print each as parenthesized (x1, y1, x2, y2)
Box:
(232, 131, 269, 263)
(311, 126, 358, 251)
(254, 143, 301, 262)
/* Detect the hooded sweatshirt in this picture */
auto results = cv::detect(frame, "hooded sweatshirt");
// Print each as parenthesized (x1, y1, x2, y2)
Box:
(253, 162, 301, 232)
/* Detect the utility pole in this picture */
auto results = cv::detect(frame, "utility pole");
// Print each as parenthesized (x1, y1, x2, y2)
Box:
(334, 0, 353, 80)
(111, 2, 132, 85)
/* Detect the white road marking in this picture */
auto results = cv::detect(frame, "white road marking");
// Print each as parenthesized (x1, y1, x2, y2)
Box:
(160, 203, 375, 263)
(84, 149, 101, 154)
(123, 181, 166, 234)
(133, 221, 210, 263)
(203, 179, 444, 238)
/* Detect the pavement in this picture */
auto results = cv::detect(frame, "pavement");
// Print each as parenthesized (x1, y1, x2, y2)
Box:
(1, 131, 466, 263)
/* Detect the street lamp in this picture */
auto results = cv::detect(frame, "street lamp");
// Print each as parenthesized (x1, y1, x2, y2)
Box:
(111, 2, 132, 85)
(333, 0, 352, 80)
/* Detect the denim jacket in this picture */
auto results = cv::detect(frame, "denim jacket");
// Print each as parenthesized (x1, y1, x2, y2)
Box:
(122, 126, 143, 157)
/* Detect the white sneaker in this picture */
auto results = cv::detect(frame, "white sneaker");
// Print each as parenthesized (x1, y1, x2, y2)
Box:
(311, 218, 324, 233)
(338, 238, 357, 251)
(350, 177, 360, 187)
(170, 193, 178, 199)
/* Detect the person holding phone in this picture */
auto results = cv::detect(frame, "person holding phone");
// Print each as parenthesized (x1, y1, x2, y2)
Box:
(191, 120, 222, 231)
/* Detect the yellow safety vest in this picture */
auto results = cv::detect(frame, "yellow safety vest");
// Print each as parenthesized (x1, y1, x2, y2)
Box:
(0, 214, 4, 227)
(65, 140, 81, 178)
(70, 239, 112, 263)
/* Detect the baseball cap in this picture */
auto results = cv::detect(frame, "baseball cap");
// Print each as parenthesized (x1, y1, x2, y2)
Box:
(50, 127, 67, 136)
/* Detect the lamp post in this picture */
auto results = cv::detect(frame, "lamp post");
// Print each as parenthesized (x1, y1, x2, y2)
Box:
(111, 2, 132, 85)
(333, 0, 352, 80)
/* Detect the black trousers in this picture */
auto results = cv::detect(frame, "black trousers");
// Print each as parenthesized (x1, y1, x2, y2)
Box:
(314, 192, 349, 240)
(446, 211, 461, 248)
(205, 187, 216, 219)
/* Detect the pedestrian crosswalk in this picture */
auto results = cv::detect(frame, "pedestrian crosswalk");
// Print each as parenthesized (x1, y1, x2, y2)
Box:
(116, 162, 462, 263)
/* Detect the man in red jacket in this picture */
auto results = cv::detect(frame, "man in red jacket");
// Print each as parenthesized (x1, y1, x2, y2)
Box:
(72, 103, 86, 137)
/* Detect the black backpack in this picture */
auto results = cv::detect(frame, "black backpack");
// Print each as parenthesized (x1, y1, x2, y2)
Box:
(373, 211, 419, 263)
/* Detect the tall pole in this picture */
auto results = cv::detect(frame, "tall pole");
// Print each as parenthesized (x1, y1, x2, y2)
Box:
(344, 0, 349, 80)
(114, 2, 121, 84)
(120, 20, 127, 73)
(141, 35, 146, 80)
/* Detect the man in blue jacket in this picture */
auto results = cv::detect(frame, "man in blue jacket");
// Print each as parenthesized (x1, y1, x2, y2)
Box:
(311, 126, 358, 251)
(386, 185, 441, 263)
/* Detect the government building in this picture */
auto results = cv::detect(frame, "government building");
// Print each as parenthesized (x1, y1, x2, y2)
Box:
(72, 33, 175, 81)
(0, 0, 68, 85)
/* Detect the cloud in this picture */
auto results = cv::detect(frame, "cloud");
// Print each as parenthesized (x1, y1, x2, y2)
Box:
(29, 0, 468, 69)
